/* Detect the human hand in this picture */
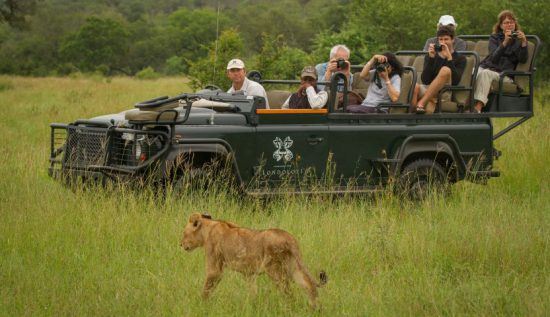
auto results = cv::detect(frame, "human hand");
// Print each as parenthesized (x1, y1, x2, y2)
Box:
(428, 43, 436, 58)
(441, 43, 452, 60)
(503, 29, 512, 46)
(379, 68, 389, 81)
(516, 30, 527, 44)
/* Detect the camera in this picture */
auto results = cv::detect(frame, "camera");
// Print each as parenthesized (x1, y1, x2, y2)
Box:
(375, 62, 390, 73)
(434, 43, 443, 52)
(511, 31, 519, 39)
(335, 58, 348, 70)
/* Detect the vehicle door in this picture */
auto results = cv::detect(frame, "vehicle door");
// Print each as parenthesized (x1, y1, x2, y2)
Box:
(253, 110, 329, 188)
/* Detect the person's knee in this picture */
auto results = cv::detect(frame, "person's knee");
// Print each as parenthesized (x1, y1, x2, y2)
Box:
(438, 66, 451, 79)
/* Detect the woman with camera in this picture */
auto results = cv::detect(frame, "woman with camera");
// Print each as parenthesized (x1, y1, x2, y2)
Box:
(347, 52, 403, 113)
(473, 10, 528, 113)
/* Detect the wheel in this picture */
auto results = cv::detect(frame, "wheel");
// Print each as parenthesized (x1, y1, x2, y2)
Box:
(398, 158, 448, 200)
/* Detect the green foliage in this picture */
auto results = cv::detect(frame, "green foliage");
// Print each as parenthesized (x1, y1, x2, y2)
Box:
(188, 29, 244, 91)
(135, 66, 161, 80)
(0, 0, 549, 79)
(164, 55, 187, 75)
(59, 17, 130, 74)
(254, 34, 313, 80)
(0, 0, 38, 29)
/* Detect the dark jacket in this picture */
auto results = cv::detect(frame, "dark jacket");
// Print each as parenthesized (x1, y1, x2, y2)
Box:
(480, 32, 528, 73)
(422, 51, 466, 86)
(288, 87, 319, 109)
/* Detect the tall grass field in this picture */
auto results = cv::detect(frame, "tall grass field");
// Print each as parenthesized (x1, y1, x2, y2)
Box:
(1, 75, 548, 316)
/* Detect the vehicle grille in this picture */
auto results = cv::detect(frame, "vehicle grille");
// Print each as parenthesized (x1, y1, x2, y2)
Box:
(50, 124, 169, 172)
(63, 126, 109, 169)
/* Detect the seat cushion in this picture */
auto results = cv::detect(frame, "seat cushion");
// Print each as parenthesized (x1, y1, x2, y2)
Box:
(125, 109, 179, 121)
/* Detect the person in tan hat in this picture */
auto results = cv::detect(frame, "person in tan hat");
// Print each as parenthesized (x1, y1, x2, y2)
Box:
(226, 58, 270, 108)
(282, 66, 328, 109)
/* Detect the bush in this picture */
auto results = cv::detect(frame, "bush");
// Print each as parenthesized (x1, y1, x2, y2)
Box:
(164, 56, 186, 75)
(135, 67, 160, 80)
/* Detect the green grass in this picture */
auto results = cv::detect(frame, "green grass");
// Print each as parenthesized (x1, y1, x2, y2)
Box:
(1, 75, 549, 316)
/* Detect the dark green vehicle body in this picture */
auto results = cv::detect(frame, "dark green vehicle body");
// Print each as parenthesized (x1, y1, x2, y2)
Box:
(49, 89, 500, 195)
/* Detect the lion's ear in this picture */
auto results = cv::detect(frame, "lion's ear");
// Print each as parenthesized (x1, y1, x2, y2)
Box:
(201, 213, 212, 219)
(189, 213, 202, 229)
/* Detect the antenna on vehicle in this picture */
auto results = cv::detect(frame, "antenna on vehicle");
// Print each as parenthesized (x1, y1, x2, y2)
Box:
(212, 1, 221, 84)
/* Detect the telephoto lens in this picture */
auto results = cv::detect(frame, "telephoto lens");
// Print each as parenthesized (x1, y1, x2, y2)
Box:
(434, 43, 443, 52)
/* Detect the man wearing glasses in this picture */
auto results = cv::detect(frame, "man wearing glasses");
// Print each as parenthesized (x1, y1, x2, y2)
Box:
(282, 66, 328, 109)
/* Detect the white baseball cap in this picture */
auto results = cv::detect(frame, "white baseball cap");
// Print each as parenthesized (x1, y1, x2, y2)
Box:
(226, 58, 245, 70)
(438, 15, 457, 26)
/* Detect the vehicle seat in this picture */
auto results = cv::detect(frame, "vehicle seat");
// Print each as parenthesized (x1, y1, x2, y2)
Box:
(125, 108, 179, 121)
(465, 40, 476, 51)
(125, 100, 180, 121)
(389, 68, 415, 114)
(412, 55, 425, 83)
(351, 72, 370, 98)
(440, 53, 477, 112)
(397, 55, 414, 67)
(266, 90, 291, 109)
(475, 39, 535, 94)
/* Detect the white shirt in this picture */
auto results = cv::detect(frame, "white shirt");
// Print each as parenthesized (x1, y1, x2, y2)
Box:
(282, 87, 328, 109)
(227, 77, 270, 109)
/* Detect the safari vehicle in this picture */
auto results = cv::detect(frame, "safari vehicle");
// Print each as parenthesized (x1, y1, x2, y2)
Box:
(49, 35, 540, 197)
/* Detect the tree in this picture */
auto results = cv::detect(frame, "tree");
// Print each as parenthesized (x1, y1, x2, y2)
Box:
(0, 0, 39, 29)
(59, 17, 130, 74)
(188, 29, 243, 90)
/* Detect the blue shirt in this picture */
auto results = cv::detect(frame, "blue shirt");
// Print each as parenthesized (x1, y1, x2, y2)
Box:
(315, 62, 353, 92)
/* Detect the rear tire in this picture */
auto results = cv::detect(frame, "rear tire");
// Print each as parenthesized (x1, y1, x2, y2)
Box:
(398, 158, 448, 200)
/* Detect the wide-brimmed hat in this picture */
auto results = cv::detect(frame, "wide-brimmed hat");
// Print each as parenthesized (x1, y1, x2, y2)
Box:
(226, 59, 245, 70)
(300, 66, 317, 80)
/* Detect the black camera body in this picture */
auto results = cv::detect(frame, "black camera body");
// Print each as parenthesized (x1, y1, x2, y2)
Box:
(375, 62, 390, 73)
(434, 43, 443, 52)
(511, 31, 519, 39)
(336, 58, 348, 70)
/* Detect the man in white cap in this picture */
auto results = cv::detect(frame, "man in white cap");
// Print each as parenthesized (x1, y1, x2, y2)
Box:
(282, 66, 328, 109)
(226, 58, 269, 108)
(423, 15, 466, 52)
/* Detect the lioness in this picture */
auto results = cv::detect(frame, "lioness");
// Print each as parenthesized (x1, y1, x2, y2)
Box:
(180, 213, 327, 308)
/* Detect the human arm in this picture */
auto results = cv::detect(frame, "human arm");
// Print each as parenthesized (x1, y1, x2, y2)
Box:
(247, 83, 270, 109)
(515, 30, 529, 63)
(281, 96, 290, 109)
(421, 53, 437, 85)
(386, 75, 401, 102)
(305, 87, 328, 109)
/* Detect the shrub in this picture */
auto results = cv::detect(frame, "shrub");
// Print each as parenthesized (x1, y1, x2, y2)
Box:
(135, 67, 160, 80)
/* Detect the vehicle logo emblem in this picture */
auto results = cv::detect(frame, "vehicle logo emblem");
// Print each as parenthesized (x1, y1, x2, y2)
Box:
(273, 136, 294, 163)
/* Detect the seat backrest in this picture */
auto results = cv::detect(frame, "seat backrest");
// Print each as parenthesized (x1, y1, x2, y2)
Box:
(465, 41, 476, 51)
(266, 90, 291, 109)
(351, 72, 370, 98)
(515, 41, 536, 90)
(397, 55, 414, 67)
(412, 55, 425, 83)
(397, 70, 413, 104)
(474, 40, 489, 60)
(453, 54, 477, 107)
